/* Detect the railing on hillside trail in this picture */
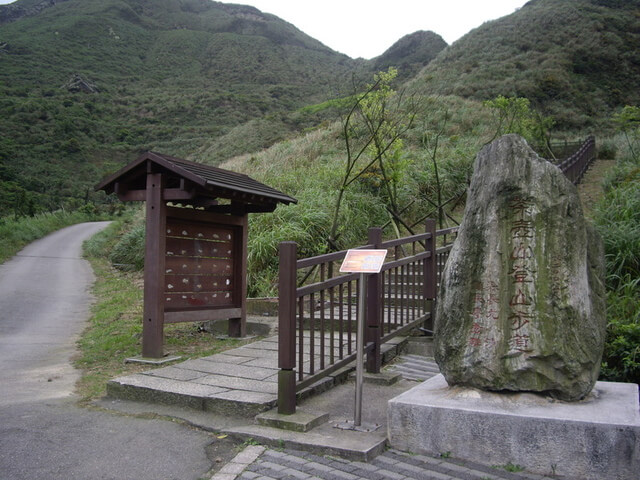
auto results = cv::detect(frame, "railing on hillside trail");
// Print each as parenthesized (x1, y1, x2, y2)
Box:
(277, 220, 458, 414)
(553, 135, 596, 185)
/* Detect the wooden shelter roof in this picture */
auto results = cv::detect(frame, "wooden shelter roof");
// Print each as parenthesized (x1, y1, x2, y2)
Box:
(96, 151, 297, 212)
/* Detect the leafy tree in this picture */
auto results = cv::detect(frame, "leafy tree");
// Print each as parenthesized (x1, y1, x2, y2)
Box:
(418, 104, 463, 229)
(484, 95, 554, 157)
(328, 68, 416, 250)
(358, 68, 418, 236)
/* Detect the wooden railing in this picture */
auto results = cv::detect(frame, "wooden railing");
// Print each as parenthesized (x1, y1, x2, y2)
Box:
(277, 220, 458, 413)
(555, 135, 596, 185)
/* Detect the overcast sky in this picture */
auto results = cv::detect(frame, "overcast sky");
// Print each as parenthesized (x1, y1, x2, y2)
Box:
(0, 0, 529, 59)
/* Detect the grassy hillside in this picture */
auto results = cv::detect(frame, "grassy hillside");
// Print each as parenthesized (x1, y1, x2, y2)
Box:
(219, 93, 497, 295)
(414, 0, 640, 130)
(0, 0, 361, 217)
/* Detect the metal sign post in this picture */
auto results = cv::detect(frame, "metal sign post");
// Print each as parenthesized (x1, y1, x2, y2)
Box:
(335, 249, 387, 432)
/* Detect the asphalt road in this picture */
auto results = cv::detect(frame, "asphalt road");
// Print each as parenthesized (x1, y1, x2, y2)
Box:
(0, 222, 217, 480)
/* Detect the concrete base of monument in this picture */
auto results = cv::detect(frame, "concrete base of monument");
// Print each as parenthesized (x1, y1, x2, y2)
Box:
(388, 374, 640, 480)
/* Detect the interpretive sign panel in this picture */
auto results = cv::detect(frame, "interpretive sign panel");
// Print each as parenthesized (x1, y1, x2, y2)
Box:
(164, 217, 238, 311)
(339, 249, 387, 274)
(336, 248, 387, 430)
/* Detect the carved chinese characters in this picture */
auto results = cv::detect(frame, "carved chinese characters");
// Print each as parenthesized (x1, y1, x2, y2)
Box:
(506, 196, 535, 356)
(434, 135, 606, 401)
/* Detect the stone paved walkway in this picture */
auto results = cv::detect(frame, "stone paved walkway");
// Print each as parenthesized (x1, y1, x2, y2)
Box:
(108, 335, 282, 415)
(212, 446, 557, 480)
(107, 333, 406, 416)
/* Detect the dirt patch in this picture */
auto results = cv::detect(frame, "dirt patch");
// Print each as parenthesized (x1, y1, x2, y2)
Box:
(577, 159, 616, 218)
(204, 435, 247, 476)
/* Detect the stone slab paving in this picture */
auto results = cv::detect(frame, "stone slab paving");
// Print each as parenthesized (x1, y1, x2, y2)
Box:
(107, 332, 361, 415)
(218, 446, 557, 480)
(108, 336, 284, 414)
(107, 333, 419, 418)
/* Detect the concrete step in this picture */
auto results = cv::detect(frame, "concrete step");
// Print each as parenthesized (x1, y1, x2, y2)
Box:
(386, 354, 441, 382)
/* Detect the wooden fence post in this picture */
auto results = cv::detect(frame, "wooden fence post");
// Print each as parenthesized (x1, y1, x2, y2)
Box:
(229, 213, 248, 338)
(366, 227, 382, 373)
(424, 219, 437, 332)
(278, 241, 297, 414)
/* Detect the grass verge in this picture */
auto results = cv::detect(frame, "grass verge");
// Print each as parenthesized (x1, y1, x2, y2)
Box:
(0, 208, 109, 263)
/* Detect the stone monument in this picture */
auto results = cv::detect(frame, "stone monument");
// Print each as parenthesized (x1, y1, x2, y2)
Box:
(434, 134, 606, 401)
(388, 135, 639, 480)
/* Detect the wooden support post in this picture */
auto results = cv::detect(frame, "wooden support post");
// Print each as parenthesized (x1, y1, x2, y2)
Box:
(424, 219, 437, 332)
(142, 172, 166, 358)
(366, 227, 383, 374)
(278, 241, 297, 414)
(229, 213, 248, 337)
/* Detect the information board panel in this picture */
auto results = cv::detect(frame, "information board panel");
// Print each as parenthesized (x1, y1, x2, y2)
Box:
(339, 249, 387, 274)
(164, 217, 238, 311)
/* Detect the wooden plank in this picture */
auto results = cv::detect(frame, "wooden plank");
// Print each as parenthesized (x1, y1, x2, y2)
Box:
(166, 206, 246, 226)
(164, 291, 235, 309)
(164, 308, 242, 323)
(166, 220, 234, 243)
(117, 189, 146, 202)
(166, 237, 233, 259)
(165, 257, 233, 275)
(164, 274, 233, 293)
(162, 187, 196, 201)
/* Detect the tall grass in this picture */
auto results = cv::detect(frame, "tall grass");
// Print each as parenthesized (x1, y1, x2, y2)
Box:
(220, 96, 491, 296)
(594, 148, 640, 384)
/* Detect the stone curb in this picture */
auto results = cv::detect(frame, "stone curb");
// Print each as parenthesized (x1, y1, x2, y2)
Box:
(210, 445, 266, 480)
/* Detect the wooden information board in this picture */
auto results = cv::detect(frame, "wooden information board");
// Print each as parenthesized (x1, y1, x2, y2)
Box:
(164, 219, 236, 310)
(162, 207, 247, 327)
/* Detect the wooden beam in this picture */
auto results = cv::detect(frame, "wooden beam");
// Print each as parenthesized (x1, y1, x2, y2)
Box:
(117, 187, 197, 203)
(162, 188, 197, 200)
(142, 172, 166, 358)
(164, 308, 242, 324)
(204, 204, 277, 214)
(117, 190, 146, 202)
(166, 206, 246, 226)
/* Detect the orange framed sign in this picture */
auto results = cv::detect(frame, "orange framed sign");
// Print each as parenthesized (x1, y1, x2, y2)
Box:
(339, 249, 387, 274)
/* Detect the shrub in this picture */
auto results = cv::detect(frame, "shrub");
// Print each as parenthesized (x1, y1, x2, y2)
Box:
(109, 222, 145, 270)
(600, 276, 640, 384)
(597, 140, 617, 160)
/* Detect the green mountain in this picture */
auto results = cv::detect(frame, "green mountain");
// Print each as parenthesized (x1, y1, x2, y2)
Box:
(373, 30, 447, 82)
(0, 0, 447, 217)
(0, 0, 354, 216)
(2, 0, 639, 218)
(414, 0, 640, 129)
